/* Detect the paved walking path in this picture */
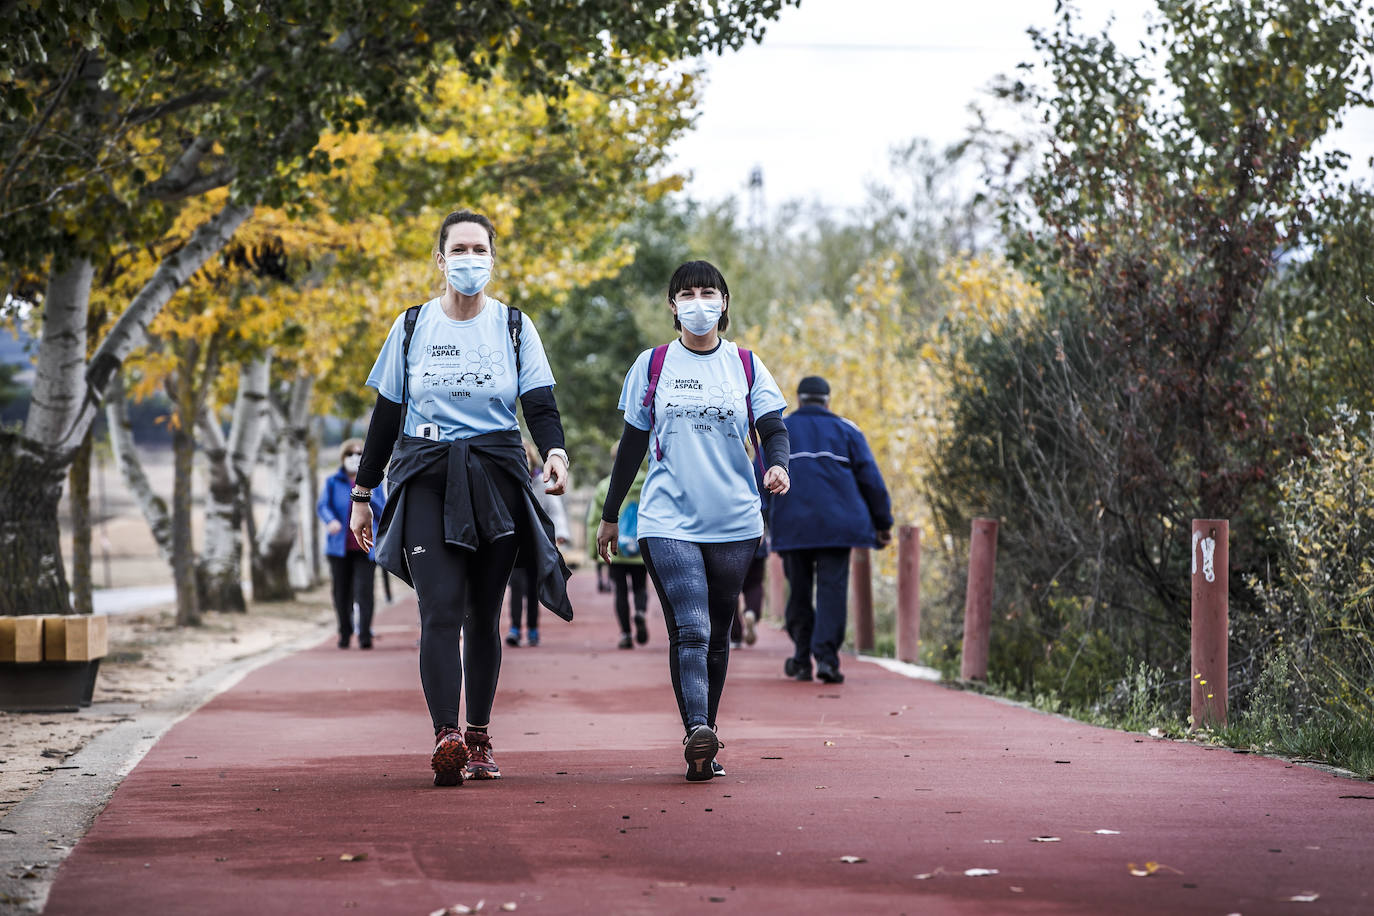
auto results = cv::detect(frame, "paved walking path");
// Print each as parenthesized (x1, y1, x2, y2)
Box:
(39, 571, 1373, 915)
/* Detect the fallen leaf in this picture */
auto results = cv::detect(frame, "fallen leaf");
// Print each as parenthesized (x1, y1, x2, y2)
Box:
(839, 856, 866, 864)
(1010, 886, 1024, 893)
(1030, 836, 1061, 843)
(501, 905, 518, 913)
(983, 839, 1004, 844)
(824, 741, 836, 747)
(1094, 829, 1121, 835)
(1128, 861, 1182, 877)
(1286, 892, 1320, 903)
(339, 853, 367, 862)
(964, 868, 999, 877)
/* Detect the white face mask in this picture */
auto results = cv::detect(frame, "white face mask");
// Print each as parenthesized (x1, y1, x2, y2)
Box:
(343, 455, 361, 475)
(445, 254, 492, 296)
(676, 296, 723, 335)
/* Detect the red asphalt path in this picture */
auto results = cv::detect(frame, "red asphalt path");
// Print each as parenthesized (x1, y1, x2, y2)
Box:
(44, 571, 1372, 915)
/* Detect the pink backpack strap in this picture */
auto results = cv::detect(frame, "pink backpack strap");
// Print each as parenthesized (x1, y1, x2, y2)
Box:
(642, 344, 671, 460)
(737, 347, 764, 475)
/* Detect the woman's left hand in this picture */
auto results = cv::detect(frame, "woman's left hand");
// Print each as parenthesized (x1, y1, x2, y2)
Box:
(763, 465, 790, 495)
(543, 453, 568, 495)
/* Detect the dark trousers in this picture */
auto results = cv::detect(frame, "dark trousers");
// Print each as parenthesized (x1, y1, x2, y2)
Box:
(403, 468, 521, 731)
(640, 537, 756, 731)
(328, 552, 375, 642)
(781, 547, 852, 668)
(509, 564, 538, 631)
(731, 555, 765, 643)
(609, 563, 648, 634)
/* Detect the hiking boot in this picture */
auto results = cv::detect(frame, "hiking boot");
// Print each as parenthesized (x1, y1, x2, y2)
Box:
(463, 729, 501, 780)
(683, 724, 721, 782)
(505, 629, 521, 648)
(431, 726, 468, 787)
(742, 610, 758, 646)
(633, 612, 649, 645)
(784, 657, 812, 681)
(618, 633, 634, 650)
(816, 661, 845, 684)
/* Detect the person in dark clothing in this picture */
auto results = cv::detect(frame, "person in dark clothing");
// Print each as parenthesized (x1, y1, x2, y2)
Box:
(317, 438, 386, 648)
(766, 376, 893, 685)
(597, 259, 791, 782)
(507, 440, 570, 647)
(350, 209, 573, 787)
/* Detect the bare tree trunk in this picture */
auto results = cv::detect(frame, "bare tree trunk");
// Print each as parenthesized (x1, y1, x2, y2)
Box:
(171, 412, 200, 626)
(197, 357, 270, 611)
(68, 427, 94, 615)
(307, 416, 324, 587)
(252, 375, 313, 601)
(0, 259, 93, 615)
(105, 371, 173, 562)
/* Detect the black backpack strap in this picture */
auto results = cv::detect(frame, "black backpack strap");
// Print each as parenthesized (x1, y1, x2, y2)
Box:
(398, 304, 422, 444)
(507, 305, 523, 395)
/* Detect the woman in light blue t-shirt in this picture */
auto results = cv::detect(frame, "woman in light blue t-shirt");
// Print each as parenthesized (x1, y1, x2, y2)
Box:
(596, 260, 792, 781)
(349, 210, 574, 788)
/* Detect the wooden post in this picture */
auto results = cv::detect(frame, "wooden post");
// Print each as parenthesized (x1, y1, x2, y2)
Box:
(851, 547, 874, 653)
(896, 526, 921, 663)
(766, 552, 786, 622)
(1191, 519, 1229, 728)
(960, 518, 999, 681)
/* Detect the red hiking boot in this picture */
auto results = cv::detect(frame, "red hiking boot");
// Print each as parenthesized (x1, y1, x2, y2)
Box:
(463, 728, 501, 780)
(431, 726, 468, 787)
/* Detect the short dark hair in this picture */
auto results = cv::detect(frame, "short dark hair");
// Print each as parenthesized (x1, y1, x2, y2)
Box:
(436, 210, 497, 254)
(667, 260, 730, 333)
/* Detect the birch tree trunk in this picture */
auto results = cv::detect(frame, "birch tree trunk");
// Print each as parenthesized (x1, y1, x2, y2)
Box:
(105, 371, 173, 563)
(197, 356, 271, 612)
(252, 375, 313, 601)
(1, 202, 252, 616)
(0, 258, 93, 615)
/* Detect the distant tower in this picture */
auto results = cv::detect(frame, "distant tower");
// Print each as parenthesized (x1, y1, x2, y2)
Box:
(747, 165, 765, 235)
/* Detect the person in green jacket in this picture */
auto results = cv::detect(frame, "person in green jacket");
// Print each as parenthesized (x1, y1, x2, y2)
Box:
(588, 445, 651, 649)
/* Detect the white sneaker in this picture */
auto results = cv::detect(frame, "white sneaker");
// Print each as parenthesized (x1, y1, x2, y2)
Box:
(743, 610, 758, 646)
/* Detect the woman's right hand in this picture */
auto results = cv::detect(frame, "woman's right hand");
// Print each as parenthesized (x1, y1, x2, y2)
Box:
(350, 502, 374, 552)
(596, 519, 619, 564)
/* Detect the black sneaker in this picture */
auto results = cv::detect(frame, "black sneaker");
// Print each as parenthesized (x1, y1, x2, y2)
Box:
(633, 612, 649, 645)
(505, 630, 521, 648)
(682, 725, 720, 782)
(784, 657, 812, 681)
(816, 661, 845, 684)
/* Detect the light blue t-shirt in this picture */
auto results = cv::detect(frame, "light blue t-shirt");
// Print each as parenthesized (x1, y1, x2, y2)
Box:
(365, 297, 556, 440)
(618, 340, 787, 543)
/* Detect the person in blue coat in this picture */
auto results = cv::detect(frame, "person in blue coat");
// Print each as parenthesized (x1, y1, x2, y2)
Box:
(766, 376, 893, 684)
(318, 438, 385, 649)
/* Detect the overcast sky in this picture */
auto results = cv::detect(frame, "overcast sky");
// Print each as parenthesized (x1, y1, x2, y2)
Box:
(667, 0, 1374, 213)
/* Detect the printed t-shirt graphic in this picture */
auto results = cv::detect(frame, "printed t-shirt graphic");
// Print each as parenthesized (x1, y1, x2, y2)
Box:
(618, 340, 786, 543)
(366, 298, 556, 440)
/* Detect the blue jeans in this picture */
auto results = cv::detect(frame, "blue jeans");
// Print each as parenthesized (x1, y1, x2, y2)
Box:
(640, 537, 758, 731)
(781, 547, 852, 668)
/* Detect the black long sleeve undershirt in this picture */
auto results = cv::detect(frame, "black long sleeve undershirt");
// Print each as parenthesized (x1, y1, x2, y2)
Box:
(354, 385, 565, 491)
(600, 410, 789, 524)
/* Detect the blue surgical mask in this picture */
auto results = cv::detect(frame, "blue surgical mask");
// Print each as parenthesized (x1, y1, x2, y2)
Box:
(445, 254, 491, 296)
(676, 297, 723, 335)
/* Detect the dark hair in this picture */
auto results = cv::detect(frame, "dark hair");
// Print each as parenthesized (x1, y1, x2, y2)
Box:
(667, 260, 730, 333)
(436, 210, 497, 254)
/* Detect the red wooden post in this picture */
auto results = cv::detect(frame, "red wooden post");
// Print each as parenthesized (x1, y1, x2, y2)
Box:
(960, 518, 998, 681)
(851, 547, 874, 653)
(896, 525, 921, 663)
(1191, 519, 1229, 729)
(766, 552, 786, 622)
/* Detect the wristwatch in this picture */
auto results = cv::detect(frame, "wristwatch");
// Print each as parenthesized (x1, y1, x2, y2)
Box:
(546, 448, 570, 468)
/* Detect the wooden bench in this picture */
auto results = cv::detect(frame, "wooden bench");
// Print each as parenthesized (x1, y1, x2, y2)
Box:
(0, 614, 108, 712)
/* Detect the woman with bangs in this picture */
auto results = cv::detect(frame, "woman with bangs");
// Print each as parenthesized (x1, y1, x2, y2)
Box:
(596, 259, 791, 781)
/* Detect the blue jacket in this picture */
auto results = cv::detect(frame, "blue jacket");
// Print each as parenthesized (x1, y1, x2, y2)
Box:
(765, 405, 893, 551)
(317, 468, 385, 559)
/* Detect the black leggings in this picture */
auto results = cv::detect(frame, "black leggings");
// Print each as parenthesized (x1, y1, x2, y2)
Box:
(640, 537, 758, 731)
(403, 467, 522, 731)
(509, 564, 538, 631)
(609, 564, 648, 634)
(327, 552, 375, 639)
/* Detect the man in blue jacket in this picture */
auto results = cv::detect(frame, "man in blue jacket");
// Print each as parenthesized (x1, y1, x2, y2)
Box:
(766, 376, 892, 684)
